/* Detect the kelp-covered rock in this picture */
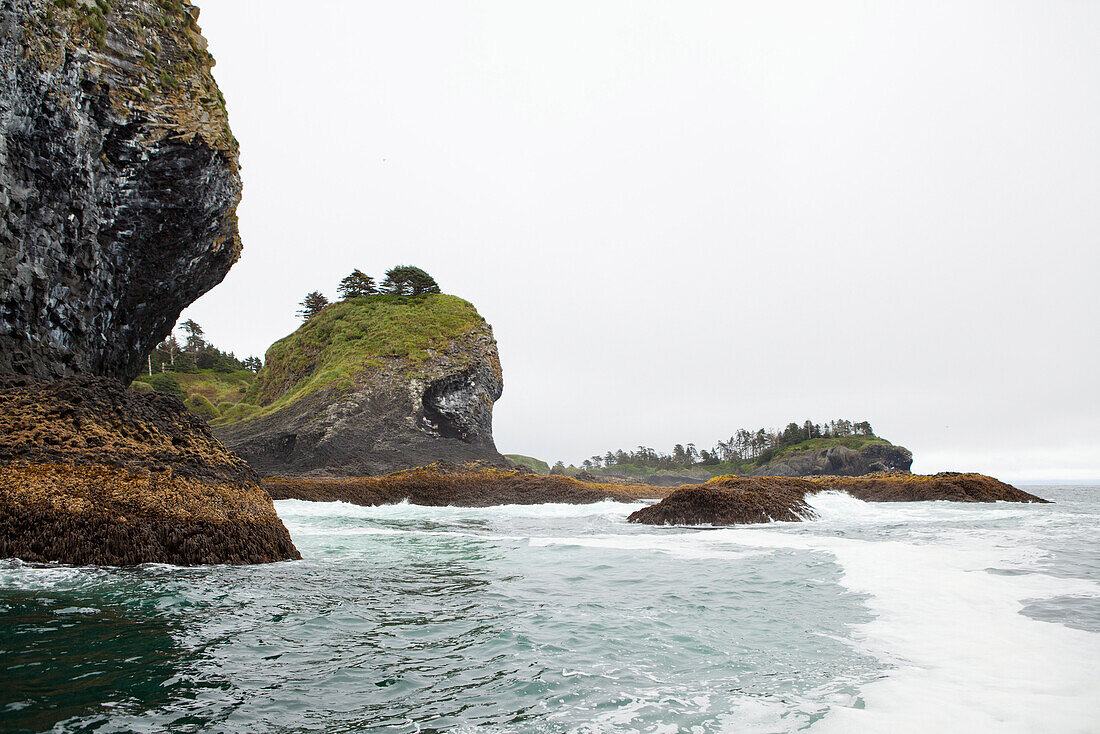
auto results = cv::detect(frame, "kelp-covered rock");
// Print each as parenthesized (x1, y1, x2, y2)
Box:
(627, 477, 818, 526)
(628, 471, 1048, 528)
(263, 464, 665, 507)
(0, 0, 241, 383)
(216, 295, 506, 476)
(804, 471, 1048, 503)
(0, 376, 300, 565)
(0, 3, 293, 566)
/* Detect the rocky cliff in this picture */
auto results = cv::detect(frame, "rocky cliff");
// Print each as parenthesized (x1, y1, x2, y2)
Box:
(0, 0, 241, 382)
(215, 295, 506, 476)
(0, 1, 299, 565)
(750, 441, 912, 477)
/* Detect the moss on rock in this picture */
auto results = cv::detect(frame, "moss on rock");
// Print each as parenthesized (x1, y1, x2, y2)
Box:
(215, 295, 506, 477)
(239, 294, 492, 419)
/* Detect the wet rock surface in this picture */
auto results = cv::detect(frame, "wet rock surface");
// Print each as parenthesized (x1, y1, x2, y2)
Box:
(805, 471, 1049, 503)
(627, 477, 818, 525)
(0, 0, 241, 383)
(263, 465, 666, 507)
(627, 471, 1048, 527)
(0, 376, 300, 565)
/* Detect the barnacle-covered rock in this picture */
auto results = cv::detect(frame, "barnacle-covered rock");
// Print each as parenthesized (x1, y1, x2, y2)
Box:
(804, 471, 1048, 503)
(0, 376, 300, 565)
(628, 477, 818, 526)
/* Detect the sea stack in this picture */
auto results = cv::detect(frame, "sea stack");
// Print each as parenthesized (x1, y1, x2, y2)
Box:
(215, 295, 506, 477)
(751, 443, 913, 477)
(0, 0, 298, 565)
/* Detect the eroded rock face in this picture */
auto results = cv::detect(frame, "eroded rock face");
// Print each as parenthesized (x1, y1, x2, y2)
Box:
(0, 376, 300, 565)
(0, 0, 241, 383)
(752, 443, 913, 477)
(216, 326, 506, 477)
(0, 3, 294, 566)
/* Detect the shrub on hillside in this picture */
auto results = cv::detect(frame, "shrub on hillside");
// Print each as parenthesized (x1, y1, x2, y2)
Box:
(184, 394, 218, 420)
(148, 373, 185, 399)
(214, 402, 259, 424)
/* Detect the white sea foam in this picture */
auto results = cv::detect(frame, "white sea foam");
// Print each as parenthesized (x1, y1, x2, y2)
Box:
(709, 500, 1100, 734)
(278, 494, 1100, 731)
(530, 533, 768, 561)
(274, 498, 648, 522)
(0, 560, 111, 591)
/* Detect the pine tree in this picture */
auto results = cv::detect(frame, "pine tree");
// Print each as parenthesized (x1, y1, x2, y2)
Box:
(337, 269, 377, 299)
(297, 291, 330, 321)
(178, 319, 205, 355)
(381, 265, 441, 296)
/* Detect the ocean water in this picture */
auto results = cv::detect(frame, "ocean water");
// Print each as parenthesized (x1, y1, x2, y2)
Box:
(1, 487, 1097, 733)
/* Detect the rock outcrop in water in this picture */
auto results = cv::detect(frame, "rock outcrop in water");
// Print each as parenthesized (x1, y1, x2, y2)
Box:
(0, 1, 298, 565)
(263, 464, 665, 507)
(215, 295, 507, 477)
(750, 442, 913, 477)
(628, 471, 1048, 526)
(0, 377, 300, 565)
(627, 477, 817, 525)
(0, 0, 241, 383)
(805, 471, 1048, 503)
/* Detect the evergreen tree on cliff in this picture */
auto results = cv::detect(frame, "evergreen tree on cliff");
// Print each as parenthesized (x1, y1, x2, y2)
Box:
(337, 269, 377, 299)
(179, 319, 205, 355)
(297, 291, 330, 321)
(382, 266, 441, 296)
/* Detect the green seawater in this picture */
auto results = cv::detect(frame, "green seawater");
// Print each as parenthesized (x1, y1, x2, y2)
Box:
(1, 488, 1097, 733)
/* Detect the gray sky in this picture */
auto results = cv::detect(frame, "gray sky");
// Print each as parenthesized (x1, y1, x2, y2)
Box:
(181, 1, 1100, 481)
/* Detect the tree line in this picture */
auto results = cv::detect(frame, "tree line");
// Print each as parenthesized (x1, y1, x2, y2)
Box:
(145, 319, 261, 376)
(554, 419, 876, 473)
(297, 265, 441, 321)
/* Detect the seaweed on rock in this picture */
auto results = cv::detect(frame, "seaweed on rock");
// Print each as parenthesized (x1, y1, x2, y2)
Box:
(627, 477, 818, 526)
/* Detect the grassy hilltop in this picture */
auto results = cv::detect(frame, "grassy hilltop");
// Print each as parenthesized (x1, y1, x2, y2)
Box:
(505, 454, 551, 475)
(245, 294, 488, 419)
(135, 294, 491, 426)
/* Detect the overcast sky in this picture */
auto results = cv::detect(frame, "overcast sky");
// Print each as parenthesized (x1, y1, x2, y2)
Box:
(180, 1, 1099, 481)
